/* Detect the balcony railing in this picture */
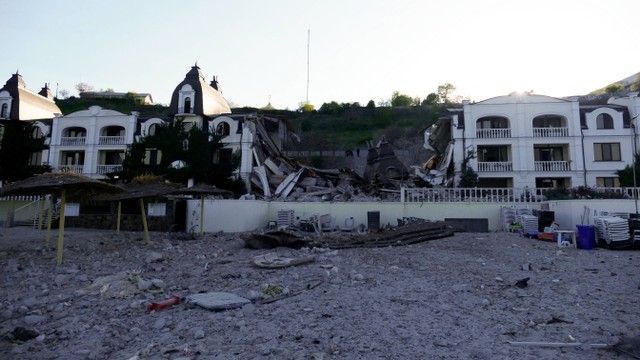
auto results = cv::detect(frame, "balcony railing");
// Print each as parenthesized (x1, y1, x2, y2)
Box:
(57, 165, 84, 173)
(60, 137, 86, 146)
(533, 127, 569, 137)
(477, 161, 513, 172)
(96, 165, 123, 174)
(401, 187, 544, 203)
(534, 161, 570, 171)
(476, 128, 511, 138)
(99, 136, 126, 145)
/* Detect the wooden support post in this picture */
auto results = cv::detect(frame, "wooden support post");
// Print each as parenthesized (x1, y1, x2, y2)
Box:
(116, 200, 122, 234)
(46, 195, 53, 244)
(200, 195, 205, 236)
(56, 190, 67, 265)
(139, 198, 151, 245)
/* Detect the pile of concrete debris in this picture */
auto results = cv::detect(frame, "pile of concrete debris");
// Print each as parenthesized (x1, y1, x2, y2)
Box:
(241, 217, 455, 250)
(247, 129, 416, 202)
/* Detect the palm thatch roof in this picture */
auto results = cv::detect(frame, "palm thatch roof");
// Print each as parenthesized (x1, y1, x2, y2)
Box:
(175, 184, 233, 198)
(0, 172, 122, 198)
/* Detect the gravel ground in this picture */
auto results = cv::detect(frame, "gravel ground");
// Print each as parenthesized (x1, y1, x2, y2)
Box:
(0, 226, 639, 360)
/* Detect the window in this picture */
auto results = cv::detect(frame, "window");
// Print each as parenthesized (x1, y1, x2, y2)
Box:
(594, 143, 621, 161)
(596, 113, 614, 129)
(144, 148, 162, 165)
(216, 122, 230, 136)
(148, 123, 160, 136)
(32, 126, 43, 139)
(0, 103, 7, 118)
(214, 148, 233, 164)
(596, 177, 620, 187)
(184, 97, 191, 113)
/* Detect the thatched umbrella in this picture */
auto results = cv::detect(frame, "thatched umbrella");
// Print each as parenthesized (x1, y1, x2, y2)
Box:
(103, 182, 183, 244)
(174, 184, 233, 235)
(0, 172, 123, 265)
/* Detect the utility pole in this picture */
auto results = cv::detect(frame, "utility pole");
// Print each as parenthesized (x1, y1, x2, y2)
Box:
(306, 29, 310, 105)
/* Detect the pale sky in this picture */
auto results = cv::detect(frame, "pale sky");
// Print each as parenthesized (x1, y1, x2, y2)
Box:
(2, 0, 639, 110)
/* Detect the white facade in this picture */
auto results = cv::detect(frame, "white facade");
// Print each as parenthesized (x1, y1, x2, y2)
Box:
(47, 106, 138, 178)
(448, 93, 640, 189)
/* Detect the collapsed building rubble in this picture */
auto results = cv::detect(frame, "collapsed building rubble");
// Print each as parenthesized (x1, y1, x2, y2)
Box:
(245, 118, 416, 201)
(240, 217, 455, 250)
(412, 116, 456, 187)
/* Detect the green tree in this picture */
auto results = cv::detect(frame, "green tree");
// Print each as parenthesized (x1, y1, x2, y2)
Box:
(458, 147, 479, 187)
(391, 91, 415, 107)
(632, 77, 640, 91)
(437, 83, 456, 104)
(366, 100, 376, 109)
(75, 82, 94, 94)
(118, 120, 242, 192)
(0, 121, 50, 183)
(298, 102, 315, 112)
(616, 153, 640, 187)
(605, 83, 625, 94)
(422, 93, 439, 105)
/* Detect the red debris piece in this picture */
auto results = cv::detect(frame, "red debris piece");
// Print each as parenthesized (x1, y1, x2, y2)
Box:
(146, 295, 181, 312)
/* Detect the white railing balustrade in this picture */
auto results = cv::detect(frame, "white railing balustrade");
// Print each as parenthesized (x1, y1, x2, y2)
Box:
(57, 165, 84, 173)
(534, 161, 570, 171)
(60, 137, 86, 146)
(401, 187, 545, 203)
(99, 136, 125, 145)
(533, 127, 569, 137)
(476, 128, 511, 138)
(477, 161, 513, 172)
(96, 165, 123, 174)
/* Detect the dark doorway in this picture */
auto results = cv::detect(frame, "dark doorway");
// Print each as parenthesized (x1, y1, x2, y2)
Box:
(174, 200, 187, 231)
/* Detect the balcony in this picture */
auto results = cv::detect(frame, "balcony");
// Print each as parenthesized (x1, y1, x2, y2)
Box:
(99, 136, 126, 145)
(97, 165, 123, 174)
(57, 165, 84, 173)
(533, 127, 569, 137)
(534, 161, 570, 171)
(477, 161, 513, 172)
(60, 137, 86, 146)
(476, 128, 511, 138)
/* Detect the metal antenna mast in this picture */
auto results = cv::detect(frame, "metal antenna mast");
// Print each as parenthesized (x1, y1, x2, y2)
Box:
(306, 29, 310, 104)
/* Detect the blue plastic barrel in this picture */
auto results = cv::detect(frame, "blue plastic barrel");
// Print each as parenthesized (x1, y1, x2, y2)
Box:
(576, 225, 596, 250)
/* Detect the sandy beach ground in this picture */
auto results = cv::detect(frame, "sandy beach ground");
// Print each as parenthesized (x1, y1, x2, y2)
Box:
(0, 226, 638, 360)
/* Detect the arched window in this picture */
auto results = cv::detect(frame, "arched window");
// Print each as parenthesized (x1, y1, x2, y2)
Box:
(148, 123, 160, 136)
(596, 113, 614, 129)
(216, 122, 230, 136)
(32, 126, 43, 139)
(0, 103, 7, 118)
(184, 97, 192, 113)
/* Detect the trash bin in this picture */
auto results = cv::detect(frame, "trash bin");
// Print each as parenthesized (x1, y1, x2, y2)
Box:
(576, 225, 596, 250)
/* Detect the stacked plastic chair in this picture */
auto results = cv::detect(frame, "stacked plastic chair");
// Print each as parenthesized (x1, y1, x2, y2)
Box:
(515, 214, 538, 234)
(594, 216, 629, 247)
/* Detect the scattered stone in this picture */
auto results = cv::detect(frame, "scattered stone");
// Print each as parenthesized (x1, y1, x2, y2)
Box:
(145, 252, 164, 263)
(23, 315, 45, 325)
(186, 292, 251, 311)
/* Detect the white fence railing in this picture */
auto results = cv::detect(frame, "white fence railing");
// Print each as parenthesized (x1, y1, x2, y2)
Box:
(57, 165, 84, 173)
(401, 187, 545, 203)
(98, 136, 126, 145)
(96, 165, 123, 174)
(476, 128, 511, 138)
(60, 137, 86, 146)
(533, 127, 569, 137)
(534, 161, 570, 171)
(477, 161, 513, 172)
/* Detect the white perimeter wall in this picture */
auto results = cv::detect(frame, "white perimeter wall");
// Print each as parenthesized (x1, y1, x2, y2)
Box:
(187, 199, 640, 233)
(188, 200, 534, 233)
